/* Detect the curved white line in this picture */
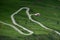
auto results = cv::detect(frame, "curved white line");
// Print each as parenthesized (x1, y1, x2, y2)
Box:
(0, 21, 33, 35)
(11, 7, 33, 35)
(30, 15, 60, 35)
(0, 7, 60, 36)
(11, 7, 60, 35)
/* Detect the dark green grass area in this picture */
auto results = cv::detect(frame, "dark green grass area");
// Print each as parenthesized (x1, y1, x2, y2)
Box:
(0, 33, 60, 40)
(0, 0, 60, 40)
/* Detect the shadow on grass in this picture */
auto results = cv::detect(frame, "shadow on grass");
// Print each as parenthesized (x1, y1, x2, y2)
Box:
(0, 35, 17, 40)
(0, 32, 60, 40)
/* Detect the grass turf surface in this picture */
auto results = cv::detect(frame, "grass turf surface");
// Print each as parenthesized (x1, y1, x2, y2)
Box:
(0, 0, 60, 40)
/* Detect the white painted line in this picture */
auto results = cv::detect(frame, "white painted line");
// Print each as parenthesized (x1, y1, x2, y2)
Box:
(0, 21, 33, 35)
(11, 7, 33, 35)
(0, 7, 60, 36)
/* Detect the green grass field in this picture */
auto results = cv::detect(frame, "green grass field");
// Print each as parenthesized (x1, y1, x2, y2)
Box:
(0, 0, 60, 40)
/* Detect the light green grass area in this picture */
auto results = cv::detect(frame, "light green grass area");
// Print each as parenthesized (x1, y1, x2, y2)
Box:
(0, 0, 60, 40)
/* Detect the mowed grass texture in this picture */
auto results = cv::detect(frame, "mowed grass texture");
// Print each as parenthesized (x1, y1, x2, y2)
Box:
(0, 0, 60, 40)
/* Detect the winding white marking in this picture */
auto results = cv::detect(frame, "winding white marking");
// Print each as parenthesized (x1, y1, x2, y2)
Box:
(0, 7, 60, 36)
(0, 21, 33, 35)
(11, 7, 33, 35)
